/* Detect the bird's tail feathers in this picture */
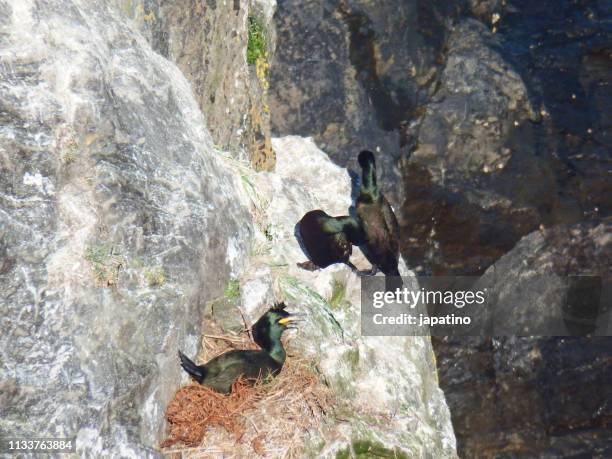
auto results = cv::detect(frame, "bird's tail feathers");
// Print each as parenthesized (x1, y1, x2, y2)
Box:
(178, 350, 206, 383)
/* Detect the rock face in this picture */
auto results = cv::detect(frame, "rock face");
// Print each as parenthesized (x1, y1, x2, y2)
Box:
(401, 18, 542, 275)
(268, 0, 462, 203)
(0, 1, 253, 456)
(0, 2, 456, 457)
(115, 0, 276, 171)
(474, 221, 611, 336)
(435, 221, 612, 458)
(401, 2, 611, 275)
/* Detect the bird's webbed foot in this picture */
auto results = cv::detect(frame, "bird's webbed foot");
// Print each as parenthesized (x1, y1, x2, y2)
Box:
(348, 263, 379, 277)
(297, 260, 320, 271)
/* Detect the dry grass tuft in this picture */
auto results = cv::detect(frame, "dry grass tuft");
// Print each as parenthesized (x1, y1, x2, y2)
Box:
(161, 333, 333, 458)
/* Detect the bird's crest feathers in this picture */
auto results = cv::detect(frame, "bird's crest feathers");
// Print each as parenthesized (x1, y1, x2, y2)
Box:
(271, 302, 287, 311)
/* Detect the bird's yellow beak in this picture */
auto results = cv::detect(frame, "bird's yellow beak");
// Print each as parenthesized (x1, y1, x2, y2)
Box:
(278, 317, 297, 325)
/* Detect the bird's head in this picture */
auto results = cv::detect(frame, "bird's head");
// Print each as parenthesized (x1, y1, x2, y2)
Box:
(252, 302, 301, 348)
(358, 150, 376, 168)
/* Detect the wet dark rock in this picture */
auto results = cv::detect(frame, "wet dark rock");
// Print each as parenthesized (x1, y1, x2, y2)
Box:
(402, 1, 611, 275)
(269, 6, 611, 455)
(435, 221, 612, 458)
(268, 1, 612, 458)
(476, 221, 611, 335)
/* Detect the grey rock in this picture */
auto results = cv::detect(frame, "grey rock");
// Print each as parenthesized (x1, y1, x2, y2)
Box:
(115, 0, 276, 171)
(0, 1, 252, 456)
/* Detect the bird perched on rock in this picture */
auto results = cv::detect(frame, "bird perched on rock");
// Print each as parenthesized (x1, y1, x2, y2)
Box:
(178, 303, 298, 394)
(354, 150, 401, 280)
(296, 209, 363, 272)
(296, 150, 401, 288)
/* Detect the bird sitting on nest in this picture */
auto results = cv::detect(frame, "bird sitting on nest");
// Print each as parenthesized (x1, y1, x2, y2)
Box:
(178, 303, 299, 394)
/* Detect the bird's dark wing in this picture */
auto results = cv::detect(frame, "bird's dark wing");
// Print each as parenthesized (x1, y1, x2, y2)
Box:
(356, 197, 401, 277)
(204, 351, 280, 392)
(297, 210, 363, 268)
(322, 215, 365, 246)
(378, 196, 401, 277)
(380, 195, 400, 256)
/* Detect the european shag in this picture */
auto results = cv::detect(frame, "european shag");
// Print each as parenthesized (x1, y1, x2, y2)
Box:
(296, 210, 363, 272)
(355, 150, 402, 284)
(178, 303, 298, 394)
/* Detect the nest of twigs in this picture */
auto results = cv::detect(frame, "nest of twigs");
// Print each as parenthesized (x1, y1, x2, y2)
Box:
(161, 332, 333, 458)
(161, 378, 263, 449)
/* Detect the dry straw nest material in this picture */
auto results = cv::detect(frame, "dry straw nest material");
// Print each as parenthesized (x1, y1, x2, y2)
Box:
(161, 332, 333, 458)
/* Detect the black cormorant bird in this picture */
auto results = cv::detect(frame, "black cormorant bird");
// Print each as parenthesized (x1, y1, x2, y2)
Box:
(355, 150, 401, 279)
(296, 210, 363, 272)
(178, 303, 298, 394)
